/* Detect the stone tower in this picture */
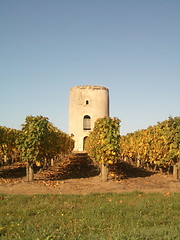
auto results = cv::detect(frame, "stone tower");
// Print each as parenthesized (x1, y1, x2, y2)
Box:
(68, 85, 109, 151)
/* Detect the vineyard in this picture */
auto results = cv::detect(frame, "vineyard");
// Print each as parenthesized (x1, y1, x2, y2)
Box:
(0, 126, 20, 166)
(120, 116, 180, 179)
(0, 115, 180, 182)
(0, 115, 74, 181)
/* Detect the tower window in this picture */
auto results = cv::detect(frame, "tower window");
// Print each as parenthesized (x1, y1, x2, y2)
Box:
(86, 100, 89, 105)
(83, 115, 91, 130)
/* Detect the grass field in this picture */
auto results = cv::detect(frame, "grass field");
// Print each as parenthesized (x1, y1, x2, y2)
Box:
(0, 192, 179, 240)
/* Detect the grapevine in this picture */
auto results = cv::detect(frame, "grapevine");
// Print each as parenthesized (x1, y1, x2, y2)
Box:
(1, 115, 74, 181)
(16, 115, 74, 181)
(121, 116, 180, 170)
(85, 116, 121, 180)
(0, 126, 20, 166)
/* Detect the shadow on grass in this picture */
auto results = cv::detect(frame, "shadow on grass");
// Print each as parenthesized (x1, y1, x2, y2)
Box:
(0, 163, 40, 179)
(0, 163, 26, 179)
(109, 161, 156, 180)
(35, 153, 100, 181)
(36, 154, 156, 181)
(0, 154, 155, 181)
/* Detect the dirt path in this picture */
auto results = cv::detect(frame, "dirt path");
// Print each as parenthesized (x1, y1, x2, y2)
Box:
(0, 153, 179, 195)
(0, 173, 179, 195)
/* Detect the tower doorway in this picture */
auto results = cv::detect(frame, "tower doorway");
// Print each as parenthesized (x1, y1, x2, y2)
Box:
(83, 136, 88, 151)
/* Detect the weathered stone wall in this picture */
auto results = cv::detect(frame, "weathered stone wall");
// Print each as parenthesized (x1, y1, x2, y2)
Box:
(68, 85, 109, 151)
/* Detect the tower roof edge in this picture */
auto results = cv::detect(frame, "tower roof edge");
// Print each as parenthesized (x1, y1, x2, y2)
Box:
(70, 85, 109, 91)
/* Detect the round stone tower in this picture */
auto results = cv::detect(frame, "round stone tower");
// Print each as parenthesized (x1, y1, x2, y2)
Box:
(68, 85, 109, 151)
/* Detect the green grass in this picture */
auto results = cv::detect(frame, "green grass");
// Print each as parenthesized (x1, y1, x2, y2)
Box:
(0, 192, 179, 240)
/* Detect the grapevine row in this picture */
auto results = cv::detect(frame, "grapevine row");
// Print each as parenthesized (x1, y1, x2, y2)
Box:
(0, 126, 20, 166)
(85, 116, 121, 180)
(120, 116, 180, 170)
(0, 115, 74, 180)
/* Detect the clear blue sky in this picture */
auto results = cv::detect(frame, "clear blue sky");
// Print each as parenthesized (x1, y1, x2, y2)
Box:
(0, 0, 179, 135)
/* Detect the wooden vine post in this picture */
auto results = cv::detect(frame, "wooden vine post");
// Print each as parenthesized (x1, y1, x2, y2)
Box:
(26, 162, 34, 182)
(174, 160, 180, 180)
(101, 163, 109, 181)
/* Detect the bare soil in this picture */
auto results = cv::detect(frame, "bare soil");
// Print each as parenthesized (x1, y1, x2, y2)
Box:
(0, 153, 179, 195)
